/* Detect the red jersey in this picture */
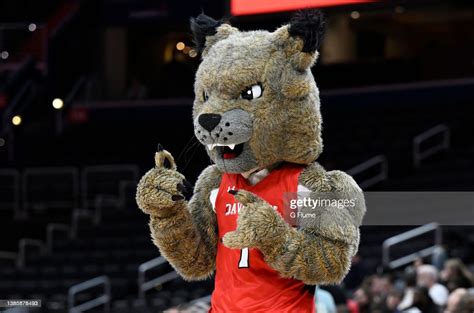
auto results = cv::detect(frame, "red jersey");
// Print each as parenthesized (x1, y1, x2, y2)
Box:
(209, 163, 315, 313)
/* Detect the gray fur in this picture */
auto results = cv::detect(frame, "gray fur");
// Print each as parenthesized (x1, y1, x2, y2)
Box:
(194, 108, 257, 173)
(194, 108, 253, 145)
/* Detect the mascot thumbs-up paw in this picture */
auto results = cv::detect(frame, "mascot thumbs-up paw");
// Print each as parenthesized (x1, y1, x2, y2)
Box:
(136, 10, 366, 312)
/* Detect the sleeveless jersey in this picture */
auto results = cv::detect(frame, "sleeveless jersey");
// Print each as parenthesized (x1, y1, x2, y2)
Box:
(209, 163, 315, 313)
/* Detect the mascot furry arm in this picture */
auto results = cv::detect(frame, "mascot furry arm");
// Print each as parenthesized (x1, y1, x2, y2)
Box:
(136, 9, 365, 302)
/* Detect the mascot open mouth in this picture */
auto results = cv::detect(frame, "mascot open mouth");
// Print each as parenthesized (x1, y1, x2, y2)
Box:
(220, 143, 244, 159)
(204, 140, 257, 173)
(207, 143, 245, 159)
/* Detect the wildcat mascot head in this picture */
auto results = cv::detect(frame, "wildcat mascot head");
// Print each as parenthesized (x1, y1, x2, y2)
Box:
(191, 10, 325, 173)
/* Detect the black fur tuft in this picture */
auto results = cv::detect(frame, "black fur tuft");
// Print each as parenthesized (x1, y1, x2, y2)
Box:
(288, 9, 326, 53)
(190, 13, 223, 53)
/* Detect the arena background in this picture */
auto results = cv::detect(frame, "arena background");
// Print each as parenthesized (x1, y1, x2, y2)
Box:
(0, 0, 474, 312)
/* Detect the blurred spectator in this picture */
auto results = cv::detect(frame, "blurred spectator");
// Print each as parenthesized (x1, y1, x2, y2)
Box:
(445, 288, 467, 313)
(441, 259, 474, 292)
(403, 287, 438, 313)
(431, 246, 448, 271)
(344, 255, 369, 291)
(417, 264, 449, 306)
(346, 298, 359, 313)
(321, 285, 350, 313)
(399, 269, 417, 310)
(316, 287, 337, 313)
(372, 274, 394, 297)
(453, 291, 474, 313)
(413, 256, 424, 268)
(370, 274, 396, 312)
(386, 288, 403, 313)
(353, 286, 373, 313)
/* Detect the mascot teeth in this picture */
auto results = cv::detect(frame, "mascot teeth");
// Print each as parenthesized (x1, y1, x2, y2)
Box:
(207, 144, 236, 150)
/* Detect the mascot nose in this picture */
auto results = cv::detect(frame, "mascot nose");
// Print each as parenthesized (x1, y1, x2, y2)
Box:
(198, 113, 222, 132)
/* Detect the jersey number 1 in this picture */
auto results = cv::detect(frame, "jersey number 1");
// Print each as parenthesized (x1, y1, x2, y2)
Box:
(238, 248, 249, 268)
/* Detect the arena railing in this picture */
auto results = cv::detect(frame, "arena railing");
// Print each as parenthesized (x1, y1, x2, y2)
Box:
(68, 275, 111, 313)
(17, 238, 46, 269)
(81, 165, 139, 209)
(138, 256, 180, 299)
(70, 208, 95, 239)
(3, 230, 70, 269)
(46, 223, 71, 254)
(55, 75, 87, 135)
(382, 222, 442, 269)
(22, 166, 80, 216)
(0, 251, 17, 266)
(93, 195, 121, 225)
(92, 180, 138, 223)
(7, 210, 104, 269)
(118, 180, 137, 209)
(347, 155, 388, 189)
(413, 124, 450, 168)
(0, 168, 21, 218)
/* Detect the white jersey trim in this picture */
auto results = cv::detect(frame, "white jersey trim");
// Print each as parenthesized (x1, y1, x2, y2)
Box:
(209, 188, 219, 212)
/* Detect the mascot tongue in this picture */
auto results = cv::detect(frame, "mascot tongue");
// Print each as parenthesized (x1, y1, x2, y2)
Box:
(222, 145, 240, 159)
(222, 145, 237, 159)
(223, 152, 237, 159)
(223, 149, 237, 159)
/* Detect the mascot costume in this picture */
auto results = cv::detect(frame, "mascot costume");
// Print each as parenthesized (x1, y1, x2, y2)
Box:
(136, 10, 366, 312)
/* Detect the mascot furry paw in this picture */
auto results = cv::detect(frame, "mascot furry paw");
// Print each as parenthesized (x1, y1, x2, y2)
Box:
(136, 10, 366, 312)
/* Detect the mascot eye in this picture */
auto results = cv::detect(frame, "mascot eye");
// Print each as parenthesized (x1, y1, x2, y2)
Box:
(240, 84, 263, 100)
(203, 91, 209, 102)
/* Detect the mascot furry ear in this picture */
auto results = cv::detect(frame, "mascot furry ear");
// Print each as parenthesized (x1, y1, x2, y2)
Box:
(274, 10, 326, 71)
(190, 14, 238, 57)
(288, 10, 326, 52)
(137, 9, 365, 313)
